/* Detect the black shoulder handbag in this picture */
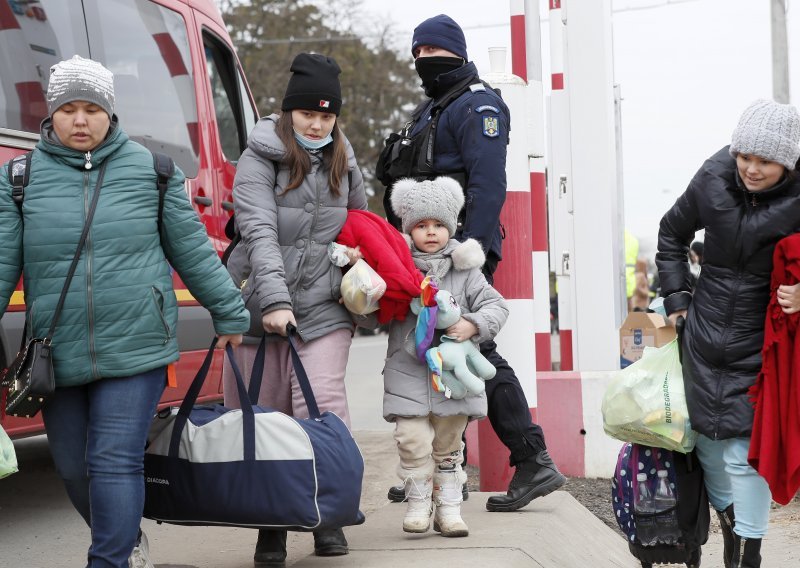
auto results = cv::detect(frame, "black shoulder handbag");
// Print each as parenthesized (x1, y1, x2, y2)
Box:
(1, 160, 109, 418)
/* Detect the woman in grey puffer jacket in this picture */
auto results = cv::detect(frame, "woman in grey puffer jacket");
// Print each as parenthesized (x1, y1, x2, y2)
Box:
(223, 53, 367, 566)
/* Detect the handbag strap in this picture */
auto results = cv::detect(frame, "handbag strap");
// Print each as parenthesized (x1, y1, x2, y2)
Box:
(44, 160, 109, 341)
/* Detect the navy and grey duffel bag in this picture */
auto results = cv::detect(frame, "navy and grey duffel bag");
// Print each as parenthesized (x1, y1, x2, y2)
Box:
(143, 333, 365, 530)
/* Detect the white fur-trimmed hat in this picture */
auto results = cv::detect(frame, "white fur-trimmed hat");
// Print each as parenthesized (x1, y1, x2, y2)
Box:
(390, 176, 465, 236)
(729, 99, 800, 170)
(47, 55, 115, 118)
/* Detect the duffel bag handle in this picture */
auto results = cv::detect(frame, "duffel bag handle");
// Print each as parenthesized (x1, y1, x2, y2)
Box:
(246, 334, 267, 404)
(285, 325, 321, 419)
(168, 339, 256, 459)
(167, 332, 322, 459)
(245, 327, 321, 419)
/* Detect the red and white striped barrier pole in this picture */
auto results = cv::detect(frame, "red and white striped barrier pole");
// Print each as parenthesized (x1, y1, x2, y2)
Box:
(0, 3, 48, 132)
(548, 0, 574, 371)
(523, 0, 552, 373)
(549, 1, 565, 91)
(510, 0, 527, 80)
(475, 0, 540, 492)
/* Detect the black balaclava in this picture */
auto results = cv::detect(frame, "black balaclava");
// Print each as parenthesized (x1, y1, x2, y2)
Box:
(415, 56, 464, 97)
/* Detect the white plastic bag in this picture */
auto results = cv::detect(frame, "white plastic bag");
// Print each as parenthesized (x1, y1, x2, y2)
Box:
(340, 259, 387, 315)
(0, 424, 18, 479)
(602, 338, 697, 453)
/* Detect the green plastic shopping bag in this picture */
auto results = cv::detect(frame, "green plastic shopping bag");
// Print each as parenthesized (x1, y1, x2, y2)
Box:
(1, 424, 18, 478)
(601, 337, 697, 453)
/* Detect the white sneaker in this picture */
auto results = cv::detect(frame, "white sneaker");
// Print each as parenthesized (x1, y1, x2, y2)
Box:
(128, 531, 154, 568)
(402, 475, 433, 533)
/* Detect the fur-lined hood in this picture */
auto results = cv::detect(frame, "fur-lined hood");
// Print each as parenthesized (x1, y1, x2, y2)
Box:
(402, 236, 485, 271)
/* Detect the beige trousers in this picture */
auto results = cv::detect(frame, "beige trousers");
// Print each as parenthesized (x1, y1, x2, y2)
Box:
(393, 414, 468, 479)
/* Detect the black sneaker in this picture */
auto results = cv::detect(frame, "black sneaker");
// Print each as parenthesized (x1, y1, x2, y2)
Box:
(485, 450, 566, 512)
(388, 483, 469, 502)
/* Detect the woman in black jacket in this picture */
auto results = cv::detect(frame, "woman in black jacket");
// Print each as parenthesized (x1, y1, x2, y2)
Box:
(656, 99, 800, 568)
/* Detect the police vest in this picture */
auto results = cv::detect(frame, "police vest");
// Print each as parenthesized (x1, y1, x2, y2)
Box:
(376, 76, 498, 228)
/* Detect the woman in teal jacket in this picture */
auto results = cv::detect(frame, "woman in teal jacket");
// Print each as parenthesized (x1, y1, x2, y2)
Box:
(0, 56, 249, 568)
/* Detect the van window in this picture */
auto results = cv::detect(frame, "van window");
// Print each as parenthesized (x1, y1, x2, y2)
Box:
(204, 33, 257, 163)
(0, 0, 200, 177)
(0, 2, 89, 132)
(238, 71, 258, 140)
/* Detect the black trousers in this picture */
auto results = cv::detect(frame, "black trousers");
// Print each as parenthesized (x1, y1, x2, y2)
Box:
(476, 339, 546, 466)
(462, 257, 547, 467)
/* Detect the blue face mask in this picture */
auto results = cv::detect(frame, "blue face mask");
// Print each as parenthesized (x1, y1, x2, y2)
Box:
(293, 129, 333, 150)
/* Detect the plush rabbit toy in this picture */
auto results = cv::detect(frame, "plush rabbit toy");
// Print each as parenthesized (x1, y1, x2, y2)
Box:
(411, 287, 496, 399)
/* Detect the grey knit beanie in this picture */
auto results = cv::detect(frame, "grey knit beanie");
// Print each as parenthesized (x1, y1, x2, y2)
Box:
(729, 99, 800, 170)
(46, 55, 115, 118)
(390, 176, 465, 236)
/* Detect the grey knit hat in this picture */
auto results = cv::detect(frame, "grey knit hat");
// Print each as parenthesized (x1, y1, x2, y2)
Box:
(729, 99, 800, 170)
(46, 55, 115, 118)
(390, 176, 465, 236)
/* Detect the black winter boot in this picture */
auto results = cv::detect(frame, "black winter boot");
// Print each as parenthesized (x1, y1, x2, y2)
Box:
(253, 529, 287, 568)
(313, 528, 349, 557)
(730, 534, 761, 568)
(485, 450, 566, 512)
(388, 484, 405, 502)
(716, 505, 736, 566)
(388, 483, 469, 502)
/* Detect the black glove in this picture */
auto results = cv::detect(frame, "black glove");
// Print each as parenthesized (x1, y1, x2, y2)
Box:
(675, 315, 685, 365)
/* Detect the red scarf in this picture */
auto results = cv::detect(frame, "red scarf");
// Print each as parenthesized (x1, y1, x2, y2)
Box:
(748, 233, 800, 505)
(337, 210, 424, 323)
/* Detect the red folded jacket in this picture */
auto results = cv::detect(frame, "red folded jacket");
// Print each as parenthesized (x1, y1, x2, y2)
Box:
(337, 210, 424, 324)
(749, 233, 800, 505)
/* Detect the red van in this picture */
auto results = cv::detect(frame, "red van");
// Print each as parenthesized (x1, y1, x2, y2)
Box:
(0, 0, 258, 437)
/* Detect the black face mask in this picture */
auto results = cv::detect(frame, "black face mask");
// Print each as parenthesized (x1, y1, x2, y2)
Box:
(414, 56, 464, 95)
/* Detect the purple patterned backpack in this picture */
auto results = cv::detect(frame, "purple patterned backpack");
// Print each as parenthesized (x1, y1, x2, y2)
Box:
(611, 442, 709, 567)
(611, 442, 678, 543)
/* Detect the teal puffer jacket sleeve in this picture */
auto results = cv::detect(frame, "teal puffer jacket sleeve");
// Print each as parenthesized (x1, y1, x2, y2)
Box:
(159, 166, 249, 335)
(0, 164, 22, 316)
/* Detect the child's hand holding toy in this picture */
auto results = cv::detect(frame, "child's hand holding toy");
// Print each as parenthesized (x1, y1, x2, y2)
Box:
(445, 318, 478, 343)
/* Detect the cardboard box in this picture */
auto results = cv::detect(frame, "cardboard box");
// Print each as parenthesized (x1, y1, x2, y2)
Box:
(619, 312, 677, 368)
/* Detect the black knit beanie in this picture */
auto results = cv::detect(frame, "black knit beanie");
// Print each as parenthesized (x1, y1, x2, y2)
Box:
(281, 53, 342, 116)
(411, 14, 468, 60)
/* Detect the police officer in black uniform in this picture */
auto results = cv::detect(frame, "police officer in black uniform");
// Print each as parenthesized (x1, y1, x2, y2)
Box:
(377, 14, 566, 512)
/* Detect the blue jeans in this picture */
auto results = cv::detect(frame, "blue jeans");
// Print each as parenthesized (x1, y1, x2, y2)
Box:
(694, 434, 772, 538)
(42, 367, 166, 568)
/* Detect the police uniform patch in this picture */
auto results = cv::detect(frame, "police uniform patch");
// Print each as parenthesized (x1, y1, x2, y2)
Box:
(483, 116, 499, 138)
(476, 105, 500, 114)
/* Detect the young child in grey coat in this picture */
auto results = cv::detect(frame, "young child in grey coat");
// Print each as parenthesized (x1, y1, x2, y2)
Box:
(379, 176, 508, 538)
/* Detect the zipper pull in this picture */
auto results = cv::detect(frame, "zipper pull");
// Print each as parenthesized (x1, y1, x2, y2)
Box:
(84, 151, 92, 170)
(752, 194, 757, 206)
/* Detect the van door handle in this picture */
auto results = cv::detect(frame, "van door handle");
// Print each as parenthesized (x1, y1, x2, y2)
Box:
(193, 196, 213, 206)
(221, 201, 234, 212)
